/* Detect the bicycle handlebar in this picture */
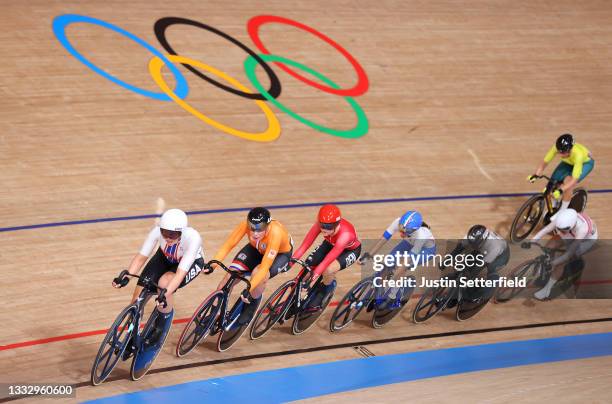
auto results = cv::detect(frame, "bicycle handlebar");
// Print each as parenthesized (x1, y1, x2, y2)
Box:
(206, 259, 252, 290)
(521, 241, 565, 256)
(290, 258, 312, 271)
(116, 270, 168, 306)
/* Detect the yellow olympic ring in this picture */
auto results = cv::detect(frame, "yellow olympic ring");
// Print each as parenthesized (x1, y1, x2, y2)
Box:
(148, 54, 281, 142)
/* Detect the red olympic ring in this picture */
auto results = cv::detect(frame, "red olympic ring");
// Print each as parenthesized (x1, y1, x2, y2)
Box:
(247, 15, 369, 97)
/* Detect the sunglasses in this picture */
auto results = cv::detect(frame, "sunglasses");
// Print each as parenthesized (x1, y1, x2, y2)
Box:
(249, 223, 268, 232)
(319, 222, 338, 231)
(161, 229, 182, 240)
(399, 226, 415, 235)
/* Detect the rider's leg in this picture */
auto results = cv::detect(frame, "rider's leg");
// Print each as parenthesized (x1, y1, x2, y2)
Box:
(216, 273, 231, 291)
(550, 162, 573, 210)
(146, 271, 177, 345)
(535, 237, 596, 299)
(560, 175, 577, 210)
(561, 158, 595, 211)
(133, 248, 168, 303)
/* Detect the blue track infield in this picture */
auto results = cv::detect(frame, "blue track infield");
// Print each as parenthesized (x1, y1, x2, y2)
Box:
(86, 332, 612, 403)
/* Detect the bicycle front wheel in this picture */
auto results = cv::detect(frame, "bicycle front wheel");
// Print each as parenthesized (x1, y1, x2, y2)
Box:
(510, 194, 545, 243)
(176, 290, 224, 357)
(90, 304, 138, 386)
(250, 279, 296, 340)
(330, 278, 374, 332)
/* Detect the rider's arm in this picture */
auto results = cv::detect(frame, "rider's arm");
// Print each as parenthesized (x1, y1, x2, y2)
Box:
(213, 221, 247, 262)
(312, 232, 352, 278)
(165, 269, 188, 296)
(367, 217, 399, 256)
(249, 229, 282, 291)
(532, 221, 556, 241)
(449, 239, 466, 257)
(126, 254, 149, 275)
(552, 226, 588, 266)
(535, 145, 557, 176)
(292, 222, 320, 260)
(177, 230, 202, 272)
(131, 227, 160, 275)
(365, 238, 387, 257)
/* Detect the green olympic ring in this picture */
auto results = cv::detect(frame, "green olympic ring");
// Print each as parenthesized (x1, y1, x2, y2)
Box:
(244, 54, 369, 139)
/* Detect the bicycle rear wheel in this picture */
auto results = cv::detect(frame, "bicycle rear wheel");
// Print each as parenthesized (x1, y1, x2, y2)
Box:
(130, 309, 174, 381)
(218, 298, 260, 352)
(569, 188, 588, 213)
(90, 304, 137, 386)
(372, 282, 415, 329)
(330, 278, 374, 332)
(510, 194, 545, 243)
(250, 279, 296, 340)
(293, 283, 336, 335)
(412, 284, 455, 323)
(176, 290, 224, 357)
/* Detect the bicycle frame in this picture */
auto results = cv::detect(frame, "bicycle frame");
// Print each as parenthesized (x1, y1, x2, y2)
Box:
(121, 273, 166, 351)
(522, 241, 565, 279)
(286, 259, 316, 316)
(206, 260, 251, 332)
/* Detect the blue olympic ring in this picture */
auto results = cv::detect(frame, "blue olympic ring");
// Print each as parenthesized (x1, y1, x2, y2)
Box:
(52, 14, 189, 101)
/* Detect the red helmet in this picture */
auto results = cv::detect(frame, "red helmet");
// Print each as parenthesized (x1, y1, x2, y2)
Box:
(318, 204, 341, 224)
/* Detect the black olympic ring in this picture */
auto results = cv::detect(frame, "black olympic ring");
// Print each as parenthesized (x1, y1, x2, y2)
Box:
(154, 16, 282, 101)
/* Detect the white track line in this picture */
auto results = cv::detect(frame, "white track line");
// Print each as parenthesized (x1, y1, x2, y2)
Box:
(467, 148, 494, 182)
(155, 197, 166, 225)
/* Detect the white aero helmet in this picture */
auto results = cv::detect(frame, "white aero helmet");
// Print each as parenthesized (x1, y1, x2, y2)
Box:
(159, 208, 188, 232)
(555, 208, 578, 231)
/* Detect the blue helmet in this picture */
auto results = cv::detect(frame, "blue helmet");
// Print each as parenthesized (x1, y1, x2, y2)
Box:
(399, 211, 423, 235)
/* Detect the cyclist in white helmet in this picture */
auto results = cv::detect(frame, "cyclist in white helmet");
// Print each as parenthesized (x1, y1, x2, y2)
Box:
(531, 208, 598, 300)
(112, 208, 206, 351)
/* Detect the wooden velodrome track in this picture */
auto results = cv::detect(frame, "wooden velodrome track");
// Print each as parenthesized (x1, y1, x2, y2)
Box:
(2, 0, 612, 402)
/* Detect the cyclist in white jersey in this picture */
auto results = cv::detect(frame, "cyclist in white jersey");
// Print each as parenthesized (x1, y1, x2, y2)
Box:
(531, 208, 598, 300)
(112, 209, 206, 349)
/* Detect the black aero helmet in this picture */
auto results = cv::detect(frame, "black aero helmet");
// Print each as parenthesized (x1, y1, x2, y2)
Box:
(556, 133, 574, 153)
(467, 224, 488, 249)
(247, 207, 271, 232)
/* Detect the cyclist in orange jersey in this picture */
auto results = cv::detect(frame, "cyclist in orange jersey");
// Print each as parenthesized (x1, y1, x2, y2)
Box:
(212, 207, 293, 323)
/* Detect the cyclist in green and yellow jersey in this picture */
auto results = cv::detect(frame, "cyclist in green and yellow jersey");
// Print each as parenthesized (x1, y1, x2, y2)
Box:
(529, 134, 594, 211)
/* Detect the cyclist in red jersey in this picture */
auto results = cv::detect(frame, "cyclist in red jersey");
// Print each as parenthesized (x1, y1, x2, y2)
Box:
(292, 204, 361, 308)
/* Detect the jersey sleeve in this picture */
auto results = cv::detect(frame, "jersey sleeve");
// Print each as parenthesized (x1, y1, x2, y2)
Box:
(292, 222, 320, 260)
(543, 145, 557, 163)
(571, 148, 587, 179)
(532, 221, 556, 241)
(410, 237, 426, 256)
(213, 221, 247, 262)
(248, 228, 282, 291)
(139, 227, 159, 257)
(383, 217, 400, 240)
(178, 230, 202, 272)
(312, 232, 352, 277)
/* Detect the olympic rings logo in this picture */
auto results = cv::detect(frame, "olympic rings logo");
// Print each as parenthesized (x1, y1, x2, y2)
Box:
(52, 14, 370, 142)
